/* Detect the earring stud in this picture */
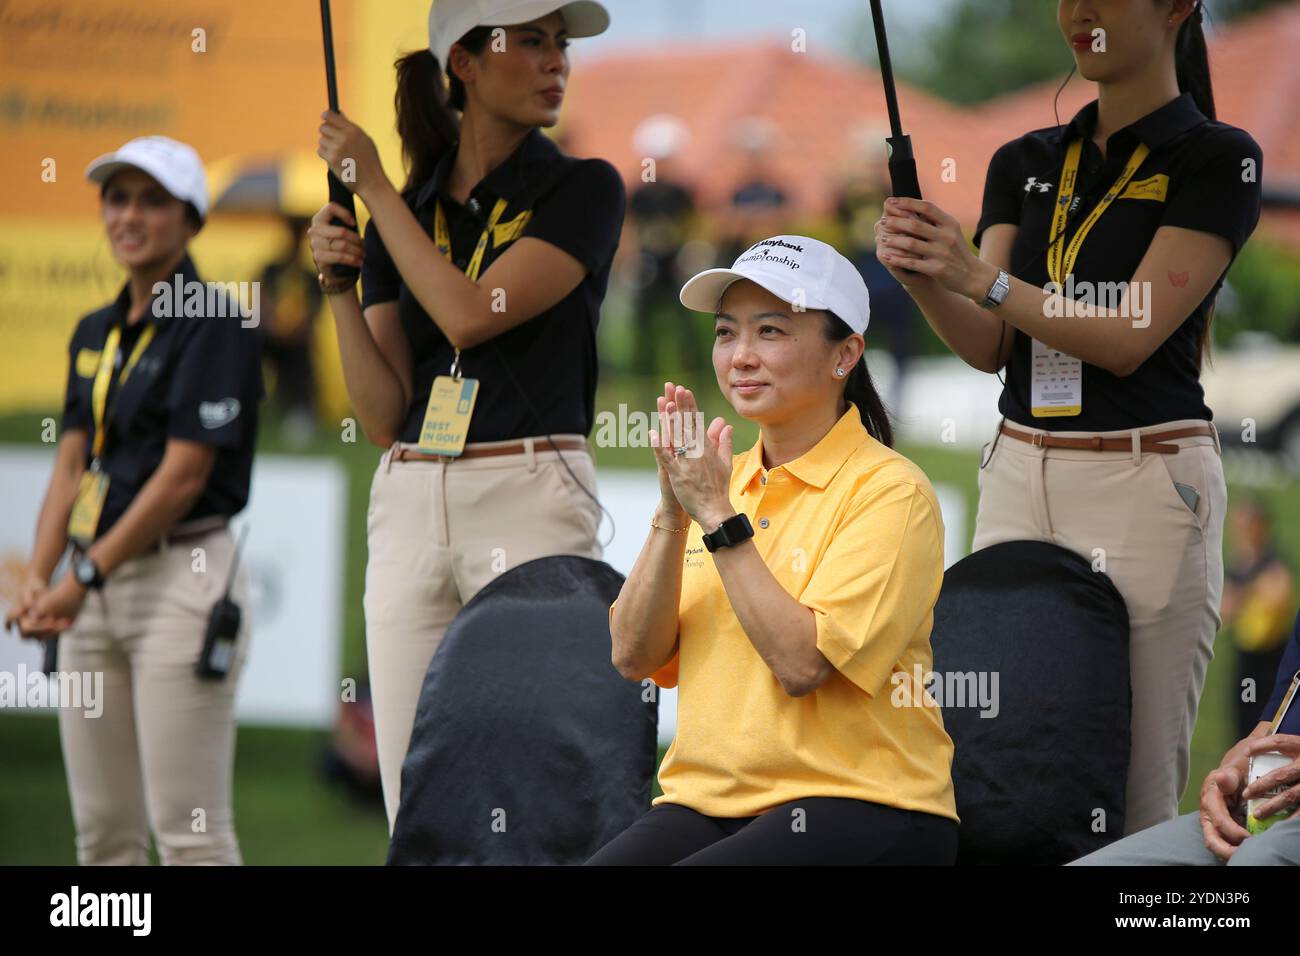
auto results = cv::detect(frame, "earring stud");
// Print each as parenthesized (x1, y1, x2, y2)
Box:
(835, 368, 845, 377)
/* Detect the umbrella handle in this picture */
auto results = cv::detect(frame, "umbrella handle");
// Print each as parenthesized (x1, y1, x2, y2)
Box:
(321, 0, 359, 280)
(327, 172, 360, 281)
(885, 134, 923, 279)
(886, 134, 922, 201)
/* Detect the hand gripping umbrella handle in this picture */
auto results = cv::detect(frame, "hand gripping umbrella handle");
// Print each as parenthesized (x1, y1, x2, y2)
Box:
(886, 134, 922, 201)
(321, 0, 359, 281)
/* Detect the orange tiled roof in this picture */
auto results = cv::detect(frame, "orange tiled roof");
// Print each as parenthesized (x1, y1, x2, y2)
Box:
(560, 5, 1300, 248)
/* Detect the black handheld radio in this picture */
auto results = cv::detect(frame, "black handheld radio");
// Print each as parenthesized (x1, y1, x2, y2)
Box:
(196, 524, 250, 681)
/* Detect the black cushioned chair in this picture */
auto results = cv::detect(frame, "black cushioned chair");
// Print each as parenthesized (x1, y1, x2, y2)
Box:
(387, 556, 658, 865)
(930, 540, 1131, 865)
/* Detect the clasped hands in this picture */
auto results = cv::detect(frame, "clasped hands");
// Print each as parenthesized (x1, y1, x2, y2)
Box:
(648, 383, 737, 533)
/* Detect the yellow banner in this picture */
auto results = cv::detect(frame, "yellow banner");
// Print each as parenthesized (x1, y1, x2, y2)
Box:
(0, 0, 429, 420)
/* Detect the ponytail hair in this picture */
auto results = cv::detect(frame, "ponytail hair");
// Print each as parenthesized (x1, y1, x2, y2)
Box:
(1175, 0, 1215, 122)
(392, 27, 492, 191)
(823, 312, 893, 448)
(1173, 1, 1219, 367)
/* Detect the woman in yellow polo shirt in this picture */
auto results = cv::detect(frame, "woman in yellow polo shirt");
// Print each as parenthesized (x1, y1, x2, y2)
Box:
(589, 236, 958, 865)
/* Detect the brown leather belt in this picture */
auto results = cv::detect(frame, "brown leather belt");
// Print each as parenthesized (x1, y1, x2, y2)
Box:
(152, 515, 229, 552)
(1000, 421, 1215, 455)
(391, 436, 590, 463)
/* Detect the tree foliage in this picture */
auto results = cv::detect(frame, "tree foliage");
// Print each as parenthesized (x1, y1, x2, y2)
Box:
(850, 0, 1293, 105)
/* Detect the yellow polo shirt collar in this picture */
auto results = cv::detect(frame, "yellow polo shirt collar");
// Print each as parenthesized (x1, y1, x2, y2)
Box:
(734, 401, 868, 493)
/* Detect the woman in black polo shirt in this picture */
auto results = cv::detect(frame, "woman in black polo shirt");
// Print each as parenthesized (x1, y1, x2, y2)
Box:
(4, 136, 263, 864)
(308, 0, 624, 829)
(873, 0, 1261, 835)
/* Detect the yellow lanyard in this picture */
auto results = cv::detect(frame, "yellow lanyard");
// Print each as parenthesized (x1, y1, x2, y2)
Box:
(434, 197, 510, 283)
(433, 196, 510, 367)
(90, 322, 156, 461)
(1047, 139, 1151, 286)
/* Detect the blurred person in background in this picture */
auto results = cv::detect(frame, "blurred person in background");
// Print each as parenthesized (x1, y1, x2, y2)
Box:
(592, 236, 957, 865)
(715, 118, 789, 267)
(258, 214, 323, 448)
(627, 115, 701, 378)
(320, 682, 383, 806)
(1221, 497, 1295, 742)
(3, 135, 262, 864)
(876, 0, 1261, 835)
(309, 0, 625, 831)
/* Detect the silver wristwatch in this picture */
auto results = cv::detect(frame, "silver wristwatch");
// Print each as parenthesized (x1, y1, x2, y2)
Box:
(980, 269, 1011, 309)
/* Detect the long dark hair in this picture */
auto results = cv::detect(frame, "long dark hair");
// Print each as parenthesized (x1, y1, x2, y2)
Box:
(1173, 1, 1219, 367)
(1174, 0, 1214, 122)
(393, 26, 493, 190)
(823, 312, 893, 447)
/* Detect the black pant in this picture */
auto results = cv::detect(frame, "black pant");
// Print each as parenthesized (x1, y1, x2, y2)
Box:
(585, 797, 958, 866)
(1238, 643, 1287, 741)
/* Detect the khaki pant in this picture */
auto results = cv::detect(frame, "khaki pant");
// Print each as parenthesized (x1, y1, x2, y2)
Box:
(972, 418, 1225, 836)
(363, 436, 603, 831)
(57, 526, 251, 865)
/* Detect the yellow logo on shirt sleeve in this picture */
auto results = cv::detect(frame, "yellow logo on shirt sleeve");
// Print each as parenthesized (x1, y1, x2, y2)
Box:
(1118, 174, 1168, 202)
(74, 348, 101, 378)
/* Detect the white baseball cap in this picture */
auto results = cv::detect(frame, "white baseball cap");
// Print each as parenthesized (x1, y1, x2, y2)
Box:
(679, 236, 871, 334)
(632, 114, 690, 160)
(85, 136, 209, 223)
(428, 0, 610, 70)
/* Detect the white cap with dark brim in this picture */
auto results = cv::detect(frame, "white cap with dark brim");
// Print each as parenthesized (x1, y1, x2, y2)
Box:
(429, 0, 610, 70)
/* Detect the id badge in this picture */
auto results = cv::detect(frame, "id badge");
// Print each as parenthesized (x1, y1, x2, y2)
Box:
(68, 467, 110, 544)
(417, 375, 479, 456)
(1030, 337, 1082, 418)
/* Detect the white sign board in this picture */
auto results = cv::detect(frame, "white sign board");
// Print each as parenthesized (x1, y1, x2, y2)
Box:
(0, 448, 345, 729)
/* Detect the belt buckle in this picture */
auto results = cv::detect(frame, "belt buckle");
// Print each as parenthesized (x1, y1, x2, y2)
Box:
(1031, 432, 1045, 448)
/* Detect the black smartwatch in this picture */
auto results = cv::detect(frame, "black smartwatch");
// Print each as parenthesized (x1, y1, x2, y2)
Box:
(702, 513, 754, 553)
(72, 554, 105, 591)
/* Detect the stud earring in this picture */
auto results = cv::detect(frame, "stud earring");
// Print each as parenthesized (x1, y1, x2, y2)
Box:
(835, 368, 845, 377)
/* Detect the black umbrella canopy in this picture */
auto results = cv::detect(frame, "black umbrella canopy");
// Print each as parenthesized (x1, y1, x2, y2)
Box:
(208, 153, 328, 217)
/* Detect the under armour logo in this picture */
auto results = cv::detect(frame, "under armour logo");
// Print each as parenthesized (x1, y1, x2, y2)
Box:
(199, 398, 241, 429)
(1024, 177, 1053, 193)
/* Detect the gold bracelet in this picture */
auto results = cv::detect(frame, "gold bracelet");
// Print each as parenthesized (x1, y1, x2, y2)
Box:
(650, 515, 689, 533)
(317, 271, 358, 295)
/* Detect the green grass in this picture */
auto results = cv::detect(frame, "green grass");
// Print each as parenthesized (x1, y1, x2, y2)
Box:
(0, 716, 393, 865)
(2, 393, 1297, 862)
(0, 705, 667, 865)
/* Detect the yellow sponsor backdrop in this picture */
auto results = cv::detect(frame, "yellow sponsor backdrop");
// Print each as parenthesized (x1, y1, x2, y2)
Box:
(0, 0, 430, 421)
